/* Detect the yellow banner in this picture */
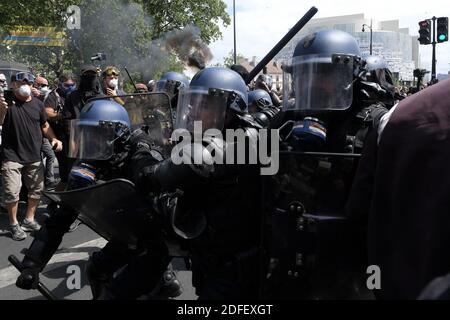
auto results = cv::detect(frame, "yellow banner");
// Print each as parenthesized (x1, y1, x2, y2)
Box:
(1, 26, 66, 47)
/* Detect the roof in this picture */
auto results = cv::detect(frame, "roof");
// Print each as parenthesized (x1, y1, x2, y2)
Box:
(0, 60, 29, 71)
(240, 59, 282, 76)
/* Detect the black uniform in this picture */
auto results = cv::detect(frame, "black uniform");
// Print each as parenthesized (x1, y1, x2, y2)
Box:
(16, 129, 172, 299)
(137, 115, 264, 299)
(260, 30, 394, 300)
(347, 78, 450, 299)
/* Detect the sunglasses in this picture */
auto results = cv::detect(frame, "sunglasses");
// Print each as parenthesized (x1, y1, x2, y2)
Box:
(62, 82, 75, 88)
(15, 72, 35, 84)
(104, 69, 120, 77)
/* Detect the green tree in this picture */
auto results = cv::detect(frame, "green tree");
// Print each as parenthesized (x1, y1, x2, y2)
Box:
(140, 0, 230, 44)
(0, 0, 79, 78)
(223, 49, 246, 67)
(0, 0, 230, 81)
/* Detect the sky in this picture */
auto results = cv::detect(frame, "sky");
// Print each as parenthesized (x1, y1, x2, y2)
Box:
(209, 0, 450, 74)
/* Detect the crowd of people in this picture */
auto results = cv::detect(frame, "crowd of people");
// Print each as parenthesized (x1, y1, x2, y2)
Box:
(0, 66, 159, 240)
(1, 27, 449, 301)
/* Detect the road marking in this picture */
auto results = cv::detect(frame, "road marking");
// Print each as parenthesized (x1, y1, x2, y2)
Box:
(0, 237, 106, 289)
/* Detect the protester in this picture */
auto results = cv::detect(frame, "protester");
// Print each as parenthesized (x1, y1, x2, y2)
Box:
(32, 76, 51, 101)
(44, 74, 77, 186)
(135, 83, 148, 93)
(0, 72, 63, 241)
(101, 66, 126, 105)
(347, 78, 450, 299)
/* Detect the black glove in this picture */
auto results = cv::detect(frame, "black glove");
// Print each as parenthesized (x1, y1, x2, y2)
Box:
(16, 267, 40, 290)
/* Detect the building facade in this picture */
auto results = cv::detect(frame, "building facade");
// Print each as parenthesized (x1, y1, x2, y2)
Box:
(275, 14, 420, 83)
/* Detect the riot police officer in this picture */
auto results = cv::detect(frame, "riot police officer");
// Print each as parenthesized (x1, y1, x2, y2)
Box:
(15, 96, 180, 299)
(248, 89, 281, 128)
(349, 54, 406, 153)
(152, 71, 189, 118)
(136, 67, 265, 299)
(263, 29, 387, 299)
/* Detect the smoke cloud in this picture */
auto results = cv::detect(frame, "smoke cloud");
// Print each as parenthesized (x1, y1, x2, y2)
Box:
(71, 0, 213, 82)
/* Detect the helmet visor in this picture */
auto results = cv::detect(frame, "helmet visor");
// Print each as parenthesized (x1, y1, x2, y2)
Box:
(175, 87, 228, 132)
(68, 120, 116, 160)
(283, 54, 354, 112)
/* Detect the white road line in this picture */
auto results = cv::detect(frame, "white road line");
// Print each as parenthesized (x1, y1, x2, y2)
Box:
(0, 237, 107, 289)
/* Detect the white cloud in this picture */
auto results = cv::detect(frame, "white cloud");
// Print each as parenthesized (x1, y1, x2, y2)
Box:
(210, 0, 450, 74)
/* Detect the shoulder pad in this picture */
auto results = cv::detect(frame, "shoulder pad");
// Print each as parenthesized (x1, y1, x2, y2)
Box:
(149, 149, 164, 162)
(253, 111, 270, 127)
(236, 113, 263, 129)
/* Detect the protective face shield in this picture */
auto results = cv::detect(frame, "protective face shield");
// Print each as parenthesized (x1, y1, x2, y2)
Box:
(283, 54, 355, 113)
(68, 120, 126, 160)
(175, 86, 230, 132)
(153, 79, 187, 98)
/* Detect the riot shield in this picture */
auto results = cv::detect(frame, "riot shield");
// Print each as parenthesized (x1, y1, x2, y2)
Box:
(262, 150, 372, 299)
(89, 93, 174, 154)
(44, 179, 153, 246)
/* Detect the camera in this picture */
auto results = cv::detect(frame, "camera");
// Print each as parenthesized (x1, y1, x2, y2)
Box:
(91, 53, 107, 62)
(3, 89, 14, 104)
(413, 68, 429, 78)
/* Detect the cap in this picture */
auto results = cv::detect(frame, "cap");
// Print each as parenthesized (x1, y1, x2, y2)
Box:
(81, 65, 98, 75)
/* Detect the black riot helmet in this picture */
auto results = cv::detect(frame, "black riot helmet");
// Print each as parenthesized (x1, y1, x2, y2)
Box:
(248, 89, 273, 113)
(361, 55, 396, 99)
(68, 99, 131, 161)
(175, 67, 248, 132)
(283, 29, 363, 113)
(154, 71, 189, 98)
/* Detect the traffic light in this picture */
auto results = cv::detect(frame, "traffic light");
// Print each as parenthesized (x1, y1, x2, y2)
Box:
(437, 17, 448, 43)
(418, 19, 432, 45)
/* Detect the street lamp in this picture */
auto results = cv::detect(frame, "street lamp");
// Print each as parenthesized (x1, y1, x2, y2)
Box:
(362, 19, 373, 55)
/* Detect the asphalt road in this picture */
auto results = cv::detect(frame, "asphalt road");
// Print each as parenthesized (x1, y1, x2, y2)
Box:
(0, 160, 197, 301)
(0, 197, 196, 300)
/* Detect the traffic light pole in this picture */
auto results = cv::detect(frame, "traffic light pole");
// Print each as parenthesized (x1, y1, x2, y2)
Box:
(432, 16, 437, 81)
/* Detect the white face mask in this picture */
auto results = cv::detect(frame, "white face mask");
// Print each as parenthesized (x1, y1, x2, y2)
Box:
(40, 86, 51, 95)
(108, 79, 118, 89)
(18, 85, 31, 98)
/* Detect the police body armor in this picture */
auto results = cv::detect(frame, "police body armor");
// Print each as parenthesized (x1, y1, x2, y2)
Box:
(262, 141, 368, 299)
(20, 93, 172, 271)
(261, 29, 395, 299)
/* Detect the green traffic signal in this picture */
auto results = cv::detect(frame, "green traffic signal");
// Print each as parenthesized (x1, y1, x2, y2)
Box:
(438, 34, 447, 41)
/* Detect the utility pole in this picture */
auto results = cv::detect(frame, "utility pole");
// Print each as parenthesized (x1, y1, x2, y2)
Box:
(362, 20, 373, 55)
(233, 0, 237, 65)
(432, 16, 437, 81)
(370, 19, 373, 55)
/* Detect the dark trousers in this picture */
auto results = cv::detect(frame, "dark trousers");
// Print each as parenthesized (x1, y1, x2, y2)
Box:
(54, 134, 73, 183)
(41, 138, 56, 187)
(90, 240, 170, 299)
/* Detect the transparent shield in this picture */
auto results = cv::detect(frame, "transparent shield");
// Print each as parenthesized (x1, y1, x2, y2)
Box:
(283, 54, 354, 112)
(175, 87, 228, 132)
(68, 120, 116, 160)
(88, 93, 173, 151)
